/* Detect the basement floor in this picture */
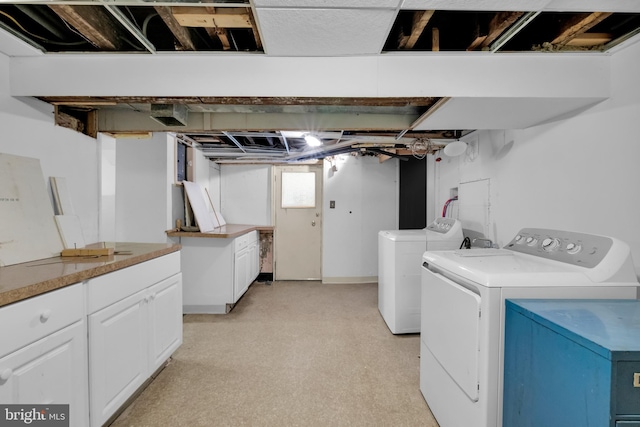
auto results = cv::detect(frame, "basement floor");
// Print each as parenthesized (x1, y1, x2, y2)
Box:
(109, 280, 438, 426)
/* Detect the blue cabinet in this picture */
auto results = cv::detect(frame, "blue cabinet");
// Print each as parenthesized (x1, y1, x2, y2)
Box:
(504, 299, 640, 427)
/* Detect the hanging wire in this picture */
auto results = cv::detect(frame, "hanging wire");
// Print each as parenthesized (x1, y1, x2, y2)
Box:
(442, 196, 458, 217)
(0, 10, 87, 46)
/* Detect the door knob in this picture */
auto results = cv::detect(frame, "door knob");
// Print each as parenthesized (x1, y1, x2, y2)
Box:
(311, 221, 316, 226)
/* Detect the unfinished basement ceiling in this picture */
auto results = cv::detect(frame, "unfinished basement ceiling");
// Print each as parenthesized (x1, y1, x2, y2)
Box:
(2, 1, 640, 162)
(1, 2, 639, 54)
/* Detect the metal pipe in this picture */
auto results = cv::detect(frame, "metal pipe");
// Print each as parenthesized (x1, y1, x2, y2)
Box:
(15, 5, 68, 40)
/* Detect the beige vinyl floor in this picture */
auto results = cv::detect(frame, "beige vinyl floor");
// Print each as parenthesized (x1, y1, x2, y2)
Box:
(110, 281, 439, 426)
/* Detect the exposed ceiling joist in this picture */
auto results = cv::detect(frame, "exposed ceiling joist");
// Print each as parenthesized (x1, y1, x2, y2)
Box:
(154, 6, 197, 51)
(468, 11, 524, 51)
(171, 7, 252, 28)
(551, 12, 613, 47)
(48, 4, 123, 50)
(398, 10, 434, 50)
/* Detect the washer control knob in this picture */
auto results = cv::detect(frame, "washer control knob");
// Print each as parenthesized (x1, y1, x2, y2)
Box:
(566, 243, 582, 254)
(542, 238, 560, 252)
(515, 235, 523, 243)
(526, 237, 538, 246)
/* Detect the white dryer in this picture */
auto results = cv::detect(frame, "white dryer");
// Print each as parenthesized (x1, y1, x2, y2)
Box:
(378, 217, 463, 334)
(419, 228, 639, 427)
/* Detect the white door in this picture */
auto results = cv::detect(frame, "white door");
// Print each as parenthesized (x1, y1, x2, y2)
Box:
(274, 165, 323, 280)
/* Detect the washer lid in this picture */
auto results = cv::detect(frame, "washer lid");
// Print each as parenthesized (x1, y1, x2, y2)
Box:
(379, 229, 426, 242)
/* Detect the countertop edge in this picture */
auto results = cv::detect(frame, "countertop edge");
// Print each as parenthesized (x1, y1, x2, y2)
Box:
(166, 224, 274, 239)
(0, 244, 181, 308)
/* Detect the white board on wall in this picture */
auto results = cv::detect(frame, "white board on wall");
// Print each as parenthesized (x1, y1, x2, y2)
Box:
(0, 153, 63, 266)
(183, 180, 220, 231)
(458, 178, 491, 241)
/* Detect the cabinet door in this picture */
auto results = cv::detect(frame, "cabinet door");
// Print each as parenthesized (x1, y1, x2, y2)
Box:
(0, 321, 89, 427)
(88, 289, 148, 427)
(148, 274, 183, 372)
(234, 249, 249, 302)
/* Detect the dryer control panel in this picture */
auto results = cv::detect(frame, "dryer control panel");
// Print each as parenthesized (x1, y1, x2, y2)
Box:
(504, 228, 615, 268)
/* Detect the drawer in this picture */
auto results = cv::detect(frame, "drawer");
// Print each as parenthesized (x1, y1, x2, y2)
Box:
(616, 361, 640, 415)
(235, 231, 258, 251)
(0, 283, 83, 357)
(86, 252, 180, 314)
(235, 234, 249, 251)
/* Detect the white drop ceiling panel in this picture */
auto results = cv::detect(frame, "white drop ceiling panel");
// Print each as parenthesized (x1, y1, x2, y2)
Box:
(413, 97, 605, 130)
(400, 0, 550, 11)
(545, 0, 640, 12)
(254, 0, 401, 7)
(255, 8, 399, 56)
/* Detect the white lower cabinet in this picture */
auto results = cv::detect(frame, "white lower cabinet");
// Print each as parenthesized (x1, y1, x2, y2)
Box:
(0, 284, 89, 427)
(86, 252, 182, 427)
(182, 230, 260, 313)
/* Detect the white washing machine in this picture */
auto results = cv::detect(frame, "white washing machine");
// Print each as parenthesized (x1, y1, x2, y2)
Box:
(378, 217, 463, 334)
(419, 228, 639, 427)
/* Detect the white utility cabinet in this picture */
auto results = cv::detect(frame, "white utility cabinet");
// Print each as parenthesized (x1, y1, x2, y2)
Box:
(86, 252, 182, 427)
(0, 284, 89, 427)
(181, 230, 259, 313)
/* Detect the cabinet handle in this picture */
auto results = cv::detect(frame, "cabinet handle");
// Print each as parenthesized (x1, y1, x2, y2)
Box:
(40, 309, 52, 322)
(0, 368, 12, 382)
(149, 294, 156, 301)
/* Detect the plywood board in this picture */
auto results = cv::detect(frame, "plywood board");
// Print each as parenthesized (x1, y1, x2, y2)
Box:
(55, 215, 86, 249)
(50, 176, 75, 215)
(0, 153, 64, 266)
(183, 181, 217, 232)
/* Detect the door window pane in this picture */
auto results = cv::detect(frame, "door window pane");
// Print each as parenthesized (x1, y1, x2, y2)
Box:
(281, 172, 315, 208)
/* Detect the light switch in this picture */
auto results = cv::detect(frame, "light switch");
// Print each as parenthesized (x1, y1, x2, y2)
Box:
(330, 200, 335, 209)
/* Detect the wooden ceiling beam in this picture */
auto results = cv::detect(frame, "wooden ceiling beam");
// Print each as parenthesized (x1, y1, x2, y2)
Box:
(551, 12, 613, 47)
(472, 11, 524, 50)
(39, 96, 440, 108)
(248, 11, 263, 51)
(565, 32, 612, 47)
(171, 7, 252, 28)
(398, 10, 435, 49)
(48, 5, 123, 50)
(154, 6, 197, 51)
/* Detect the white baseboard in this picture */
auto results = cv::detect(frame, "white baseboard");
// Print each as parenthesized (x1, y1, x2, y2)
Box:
(322, 276, 377, 284)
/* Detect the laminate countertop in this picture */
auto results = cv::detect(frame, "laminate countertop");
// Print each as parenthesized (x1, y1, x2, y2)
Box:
(0, 242, 181, 308)
(166, 224, 274, 239)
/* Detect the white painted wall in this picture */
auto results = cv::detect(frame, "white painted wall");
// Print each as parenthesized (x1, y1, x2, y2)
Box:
(430, 40, 640, 277)
(208, 162, 222, 217)
(115, 133, 173, 243)
(220, 164, 271, 225)
(323, 155, 398, 282)
(99, 133, 116, 242)
(0, 53, 100, 244)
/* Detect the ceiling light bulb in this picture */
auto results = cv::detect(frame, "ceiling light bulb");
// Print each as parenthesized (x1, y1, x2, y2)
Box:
(305, 134, 322, 147)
